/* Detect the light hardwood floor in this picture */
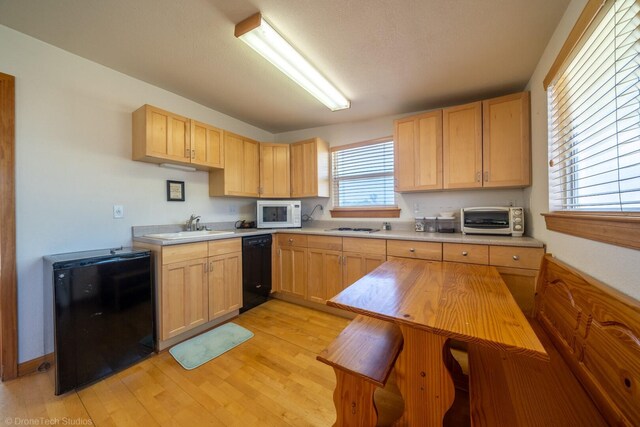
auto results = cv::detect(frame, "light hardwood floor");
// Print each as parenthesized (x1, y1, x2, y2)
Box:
(0, 299, 467, 426)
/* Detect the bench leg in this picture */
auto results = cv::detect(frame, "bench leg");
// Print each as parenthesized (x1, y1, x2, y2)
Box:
(332, 368, 378, 427)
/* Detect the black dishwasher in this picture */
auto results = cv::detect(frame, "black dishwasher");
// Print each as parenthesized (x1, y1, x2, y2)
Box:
(241, 235, 272, 313)
(44, 248, 155, 395)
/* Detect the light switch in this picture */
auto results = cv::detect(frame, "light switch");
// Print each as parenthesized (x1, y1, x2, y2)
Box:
(113, 205, 124, 219)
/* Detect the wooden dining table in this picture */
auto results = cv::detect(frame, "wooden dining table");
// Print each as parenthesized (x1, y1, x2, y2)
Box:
(327, 258, 548, 426)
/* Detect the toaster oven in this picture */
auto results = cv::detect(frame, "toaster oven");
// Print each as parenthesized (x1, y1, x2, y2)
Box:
(461, 207, 524, 237)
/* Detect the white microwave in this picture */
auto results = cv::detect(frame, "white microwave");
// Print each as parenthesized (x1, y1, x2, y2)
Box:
(461, 207, 524, 237)
(257, 200, 302, 229)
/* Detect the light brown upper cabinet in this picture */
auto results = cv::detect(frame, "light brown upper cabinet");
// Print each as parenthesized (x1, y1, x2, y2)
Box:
(132, 105, 224, 171)
(290, 138, 330, 198)
(133, 104, 191, 165)
(191, 120, 224, 169)
(443, 101, 483, 189)
(482, 92, 531, 187)
(260, 143, 290, 198)
(209, 132, 260, 197)
(443, 92, 531, 190)
(394, 110, 443, 192)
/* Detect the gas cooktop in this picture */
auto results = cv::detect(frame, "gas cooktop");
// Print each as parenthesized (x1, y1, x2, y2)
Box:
(326, 227, 380, 233)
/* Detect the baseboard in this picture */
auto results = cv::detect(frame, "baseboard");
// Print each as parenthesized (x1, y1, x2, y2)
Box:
(271, 292, 356, 319)
(18, 352, 54, 377)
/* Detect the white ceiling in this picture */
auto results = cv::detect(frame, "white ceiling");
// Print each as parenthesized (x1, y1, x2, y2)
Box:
(0, 0, 569, 133)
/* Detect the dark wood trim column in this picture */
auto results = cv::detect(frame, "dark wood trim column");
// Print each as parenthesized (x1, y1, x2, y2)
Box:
(0, 72, 18, 380)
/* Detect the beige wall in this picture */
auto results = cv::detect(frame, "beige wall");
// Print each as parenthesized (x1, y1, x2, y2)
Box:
(0, 24, 273, 363)
(525, 0, 640, 299)
(276, 108, 527, 222)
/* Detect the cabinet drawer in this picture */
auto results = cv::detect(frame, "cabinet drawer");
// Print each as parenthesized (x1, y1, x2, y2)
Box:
(443, 243, 488, 265)
(307, 235, 342, 251)
(208, 238, 242, 256)
(278, 233, 308, 248)
(489, 246, 544, 270)
(387, 240, 442, 261)
(342, 237, 386, 255)
(162, 242, 208, 265)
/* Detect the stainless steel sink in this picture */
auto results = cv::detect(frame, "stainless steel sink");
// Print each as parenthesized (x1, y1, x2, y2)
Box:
(144, 230, 234, 240)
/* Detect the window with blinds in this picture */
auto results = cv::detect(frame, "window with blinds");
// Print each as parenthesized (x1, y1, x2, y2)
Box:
(547, 0, 640, 212)
(331, 139, 395, 208)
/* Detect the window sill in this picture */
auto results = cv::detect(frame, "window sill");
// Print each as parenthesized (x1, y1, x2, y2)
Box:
(542, 212, 640, 251)
(330, 207, 401, 218)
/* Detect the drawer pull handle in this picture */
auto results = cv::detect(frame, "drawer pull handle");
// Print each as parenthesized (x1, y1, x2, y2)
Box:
(288, 238, 293, 243)
(462, 251, 468, 256)
(512, 255, 520, 261)
(409, 248, 415, 253)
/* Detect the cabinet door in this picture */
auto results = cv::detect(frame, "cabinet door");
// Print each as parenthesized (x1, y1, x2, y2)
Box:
(483, 92, 531, 187)
(223, 133, 245, 195)
(146, 106, 190, 162)
(443, 101, 482, 189)
(243, 139, 260, 196)
(342, 252, 385, 288)
(307, 249, 342, 303)
(278, 247, 307, 298)
(260, 143, 290, 198)
(394, 110, 443, 191)
(191, 120, 223, 169)
(208, 252, 242, 319)
(161, 258, 208, 340)
(290, 139, 316, 197)
(495, 266, 538, 317)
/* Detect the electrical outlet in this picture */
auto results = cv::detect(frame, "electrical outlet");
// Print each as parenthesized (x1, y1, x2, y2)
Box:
(113, 205, 124, 219)
(228, 205, 238, 215)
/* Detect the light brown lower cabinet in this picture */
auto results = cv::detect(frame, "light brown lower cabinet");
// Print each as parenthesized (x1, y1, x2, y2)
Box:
(278, 246, 308, 298)
(307, 249, 343, 303)
(342, 252, 386, 288)
(135, 239, 243, 344)
(161, 257, 209, 340)
(274, 234, 544, 316)
(208, 251, 242, 319)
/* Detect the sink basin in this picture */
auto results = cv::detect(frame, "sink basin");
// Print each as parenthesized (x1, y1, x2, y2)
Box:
(144, 230, 234, 240)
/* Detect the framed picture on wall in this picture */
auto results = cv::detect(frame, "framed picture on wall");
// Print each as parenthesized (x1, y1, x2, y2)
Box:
(166, 180, 185, 201)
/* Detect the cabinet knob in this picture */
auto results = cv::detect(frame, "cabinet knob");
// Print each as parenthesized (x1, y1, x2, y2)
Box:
(512, 255, 520, 261)
(288, 238, 293, 244)
(462, 251, 468, 256)
(409, 248, 415, 253)
(484, 171, 489, 182)
(476, 172, 481, 182)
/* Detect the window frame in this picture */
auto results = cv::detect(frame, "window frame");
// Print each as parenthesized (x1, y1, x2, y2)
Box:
(329, 137, 400, 218)
(543, 0, 640, 250)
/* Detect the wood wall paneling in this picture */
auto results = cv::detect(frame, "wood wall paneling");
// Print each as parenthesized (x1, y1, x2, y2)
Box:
(0, 72, 17, 381)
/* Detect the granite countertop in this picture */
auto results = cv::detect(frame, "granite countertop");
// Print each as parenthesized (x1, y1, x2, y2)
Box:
(133, 226, 544, 248)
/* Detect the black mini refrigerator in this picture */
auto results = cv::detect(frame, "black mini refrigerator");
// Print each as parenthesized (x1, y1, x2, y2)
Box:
(44, 248, 155, 395)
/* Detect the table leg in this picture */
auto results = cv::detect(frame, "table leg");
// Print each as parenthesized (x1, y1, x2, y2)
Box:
(393, 326, 456, 426)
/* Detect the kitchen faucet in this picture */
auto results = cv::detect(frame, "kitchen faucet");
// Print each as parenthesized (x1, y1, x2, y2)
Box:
(186, 214, 201, 231)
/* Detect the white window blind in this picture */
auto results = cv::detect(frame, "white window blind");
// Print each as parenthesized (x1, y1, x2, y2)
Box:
(548, 0, 640, 212)
(331, 140, 395, 208)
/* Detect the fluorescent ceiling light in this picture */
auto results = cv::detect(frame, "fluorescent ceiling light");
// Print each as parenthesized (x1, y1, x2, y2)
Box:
(235, 13, 351, 111)
(159, 163, 197, 172)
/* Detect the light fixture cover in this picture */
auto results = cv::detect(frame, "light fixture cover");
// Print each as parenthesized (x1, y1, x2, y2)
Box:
(159, 163, 197, 172)
(235, 13, 350, 111)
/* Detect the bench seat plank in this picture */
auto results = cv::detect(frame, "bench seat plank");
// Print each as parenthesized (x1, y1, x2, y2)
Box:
(469, 319, 607, 427)
(317, 315, 403, 387)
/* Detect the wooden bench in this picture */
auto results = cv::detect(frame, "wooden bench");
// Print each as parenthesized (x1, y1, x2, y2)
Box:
(317, 315, 403, 427)
(468, 254, 640, 426)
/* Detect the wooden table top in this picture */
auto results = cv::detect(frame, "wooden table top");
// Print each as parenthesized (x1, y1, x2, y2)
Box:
(327, 258, 548, 361)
